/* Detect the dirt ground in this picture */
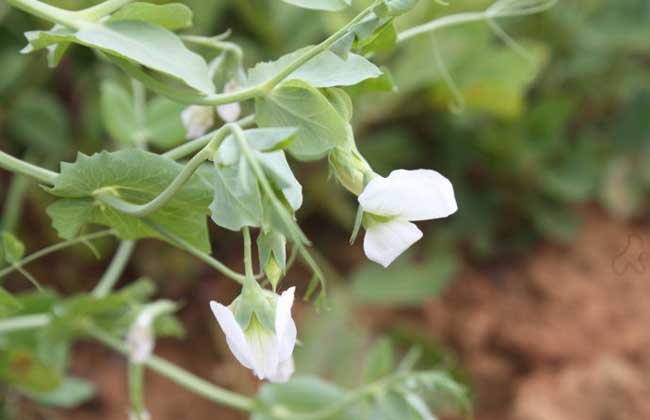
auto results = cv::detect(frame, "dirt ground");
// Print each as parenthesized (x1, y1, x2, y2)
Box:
(20, 209, 650, 420)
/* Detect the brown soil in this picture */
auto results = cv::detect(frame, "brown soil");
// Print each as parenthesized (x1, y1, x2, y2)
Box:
(21, 210, 650, 420)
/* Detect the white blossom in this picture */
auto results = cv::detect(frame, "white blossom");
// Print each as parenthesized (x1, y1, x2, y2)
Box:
(358, 169, 457, 267)
(126, 311, 155, 364)
(217, 80, 242, 123)
(181, 105, 214, 139)
(210, 287, 297, 383)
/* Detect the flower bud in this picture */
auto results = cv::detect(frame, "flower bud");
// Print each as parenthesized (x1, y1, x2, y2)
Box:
(181, 105, 214, 139)
(217, 80, 242, 123)
(329, 146, 373, 196)
(126, 312, 154, 364)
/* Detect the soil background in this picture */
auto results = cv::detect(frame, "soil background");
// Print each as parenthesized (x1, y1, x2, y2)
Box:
(19, 209, 650, 420)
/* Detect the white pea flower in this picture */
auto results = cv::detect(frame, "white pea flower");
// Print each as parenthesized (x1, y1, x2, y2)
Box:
(181, 105, 214, 139)
(358, 169, 458, 268)
(126, 311, 155, 364)
(217, 80, 242, 123)
(129, 410, 150, 420)
(210, 287, 297, 383)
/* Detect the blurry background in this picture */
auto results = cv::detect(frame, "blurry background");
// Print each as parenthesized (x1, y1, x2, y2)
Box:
(1, 0, 650, 419)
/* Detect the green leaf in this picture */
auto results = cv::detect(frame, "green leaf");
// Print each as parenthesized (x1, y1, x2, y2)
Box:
(279, 0, 351, 12)
(351, 254, 457, 306)
(100, 80, 137, 145)
(256, 80, 349, 160)
(0, 288, 22, 318)
(8, 91, 70, 154)
(0, 349, 61, 393)
(217, 128, 299, 165)
(110, 2, 193, 30)
(375, 0, 419, 17)
(361, 337, 395, 384)
(323, 88, 353, 122)
(46, 150, 212, 252)
(254, 375, 360, 420)
(25, 376, 95, 408)
(1, 232, 25, 264)
(211, 159, 264, 231)
(146, 96, 187, 149)
(246, 49, 381, 88)
(23, 21, 214, 95)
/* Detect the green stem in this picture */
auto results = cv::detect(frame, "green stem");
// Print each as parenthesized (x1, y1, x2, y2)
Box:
(4, 0, 80, 28)
(142, 219, 246, 284)
(397, 12, 486, 43)
(77, 0, 134, 21)
(231, 125, 326, 297)
(90, 329, 257, 413)
(0, 150, 58, 185)
(0, 313, 50, 334)
(0, 230, 115, 280)
(1, 172, 30, 233)
(163, 115, 256, 161)
(241, 227, 258, 291)
(93, 240, 136, 297)
(128, 362, 147, 418)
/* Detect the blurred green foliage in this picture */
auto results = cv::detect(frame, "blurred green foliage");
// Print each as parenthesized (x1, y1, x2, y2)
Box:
(0, 0, 649, 417)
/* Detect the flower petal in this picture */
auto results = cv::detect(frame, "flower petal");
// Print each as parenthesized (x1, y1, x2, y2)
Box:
(275, 287, 297, 362)
(267, 357, 295, 384)
(363, 220, 423, 267)
(359, 169, 457, 221)
(210, 301, 254, 370)
(217, 102, 241, 123)
(181, 105, 214, 139)
(246, 327, 280, 380)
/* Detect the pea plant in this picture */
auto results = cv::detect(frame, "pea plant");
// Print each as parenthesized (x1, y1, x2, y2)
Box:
(0, 0, 553, 418)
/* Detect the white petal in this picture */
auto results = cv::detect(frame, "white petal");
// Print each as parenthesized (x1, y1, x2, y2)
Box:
(246, 327, 280, 381)
(181, 106, 214, 139)
(126, 312, 155, 363)
(217, 102, 241, 123)
(359, 169, 457, 221)
(217, 80, 242, 123)
(275, 287, 297, 362)
(363, 220, 423, 267)
(267, 357, 295, 383)
(209, 301, 254, 370)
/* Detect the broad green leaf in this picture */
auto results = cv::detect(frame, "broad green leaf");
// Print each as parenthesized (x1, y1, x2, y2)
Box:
(375, 0, 419, 17)
(246, 49, 381, 88)
(8, 91, 70, 154)
(211, 159, 264, 231)
(146, 96, 187, 149)
(0, 288, 22, 317)
(0, 349, 61, 393)
(279, 0, 351, 12)
(100, 80, 137, 145)
(254, 375, 360, 420)
(256, 79, 348, 160)
(216, 127, 298, 165)
(351, 254, 457, 306)
(26, 377, 95, 408)
(23, 21, 214, 94)
(1, 232, 25, 264)
(110, 2, 193, 30)
(323, 88, 353, 122)
(257, 151, 303, 211)
(361, 337, 395, 384)
(46, 150, 212, 252)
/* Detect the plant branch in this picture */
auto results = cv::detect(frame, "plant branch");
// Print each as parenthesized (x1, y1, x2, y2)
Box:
(4, 0, 79, 28)
(0, 230, 115, 280)
(0, 313, 50, 334)
(0, 150, 58, 185)
(93, 240, 136, 297)
(77, 0, 134, 21)
(163, 115, 256, 161)
(89, 329, 257, 413)
(142, 220, 246, 284)
(397, 0, 557, 43)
